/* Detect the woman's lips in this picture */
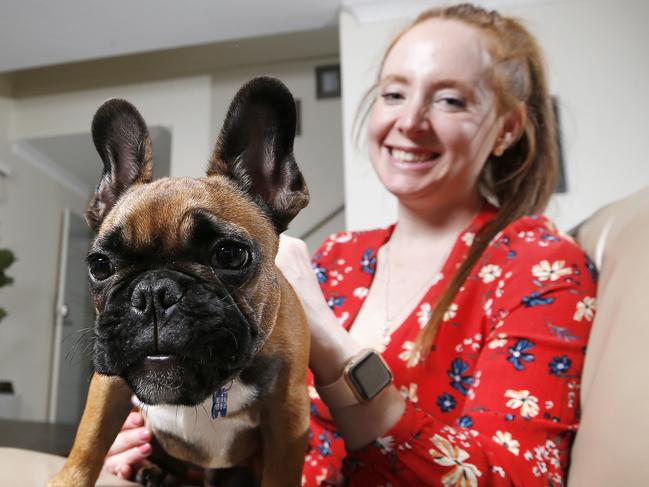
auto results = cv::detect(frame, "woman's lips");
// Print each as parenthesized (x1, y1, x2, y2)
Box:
(386, 146, 441, 169)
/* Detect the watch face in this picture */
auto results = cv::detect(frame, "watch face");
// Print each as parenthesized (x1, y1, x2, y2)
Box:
(349, 352, 393, 401)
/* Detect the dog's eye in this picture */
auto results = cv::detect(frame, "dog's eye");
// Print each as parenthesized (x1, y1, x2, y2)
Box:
(212, 243, 250, 271)
(88, 255, 115, 281)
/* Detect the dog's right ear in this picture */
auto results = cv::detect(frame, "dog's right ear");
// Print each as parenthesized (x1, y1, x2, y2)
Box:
(208, 77, 308, 234)
(86, 99, 153, 232)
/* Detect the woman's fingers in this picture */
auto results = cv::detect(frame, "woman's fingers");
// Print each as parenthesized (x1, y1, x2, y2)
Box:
(121, 410, 145, 431)
(276, 234, 311, 280)
(103, 441, 152, 478)
(103, 411, 152, 479)
(106, 426, 151, 456)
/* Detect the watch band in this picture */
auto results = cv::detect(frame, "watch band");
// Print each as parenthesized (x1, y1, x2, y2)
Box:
(316, 349, 391, 409)
(316, 369, 360, 409)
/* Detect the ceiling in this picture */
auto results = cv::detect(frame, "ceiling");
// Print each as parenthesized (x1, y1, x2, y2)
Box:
(0, 1, 547, 76)
(0, 0, 349, 74)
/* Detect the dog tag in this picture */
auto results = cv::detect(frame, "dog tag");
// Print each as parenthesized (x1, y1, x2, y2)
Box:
(211, 388, 228, 419)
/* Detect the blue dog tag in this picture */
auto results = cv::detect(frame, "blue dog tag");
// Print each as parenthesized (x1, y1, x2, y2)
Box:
(212, 388, 228, 419)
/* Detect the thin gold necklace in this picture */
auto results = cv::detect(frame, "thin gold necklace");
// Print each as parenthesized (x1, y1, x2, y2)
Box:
(382, 240, 451, 338)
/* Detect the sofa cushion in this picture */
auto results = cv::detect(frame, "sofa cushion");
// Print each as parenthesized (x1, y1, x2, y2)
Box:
(0, 447, 136, 486)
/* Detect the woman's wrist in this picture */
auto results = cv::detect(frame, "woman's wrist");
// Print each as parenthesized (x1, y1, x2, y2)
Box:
(308, 315, 406, 449)
(309, 311, 364, 385)
(329, 384, 406, 451)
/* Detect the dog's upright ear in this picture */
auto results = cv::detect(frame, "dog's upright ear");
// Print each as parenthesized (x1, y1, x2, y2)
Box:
(86, 99, 153, 232)
(208, 77, 309, 234)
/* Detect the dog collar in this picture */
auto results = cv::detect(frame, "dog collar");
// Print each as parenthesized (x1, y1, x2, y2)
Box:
(211, 388, 228, 418)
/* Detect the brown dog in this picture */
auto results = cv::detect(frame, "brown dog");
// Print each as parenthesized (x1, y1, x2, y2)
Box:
(46, 77, 311, 487)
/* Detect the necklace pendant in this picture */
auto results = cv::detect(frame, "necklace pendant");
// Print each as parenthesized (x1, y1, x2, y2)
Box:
(382, 321, 391, 338)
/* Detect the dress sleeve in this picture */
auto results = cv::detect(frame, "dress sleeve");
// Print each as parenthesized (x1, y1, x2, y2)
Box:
(341, 226, 597, 486)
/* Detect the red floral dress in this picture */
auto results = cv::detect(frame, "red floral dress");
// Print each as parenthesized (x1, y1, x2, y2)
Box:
(301, 207, 597, 486)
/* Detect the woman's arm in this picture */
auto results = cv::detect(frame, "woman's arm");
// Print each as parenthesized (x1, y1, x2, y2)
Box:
(277, 235, 406, 450)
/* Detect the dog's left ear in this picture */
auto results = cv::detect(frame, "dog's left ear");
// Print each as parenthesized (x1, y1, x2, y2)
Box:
(86, 99, 153, 232)
(208, 77, 309, 234)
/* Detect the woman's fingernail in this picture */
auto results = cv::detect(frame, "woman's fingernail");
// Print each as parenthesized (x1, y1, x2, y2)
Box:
(139, 443, 152, 454)
(139, 429, 152, 441)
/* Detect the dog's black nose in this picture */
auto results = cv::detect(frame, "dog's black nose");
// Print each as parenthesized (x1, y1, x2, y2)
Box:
(131, 277, 182, 315)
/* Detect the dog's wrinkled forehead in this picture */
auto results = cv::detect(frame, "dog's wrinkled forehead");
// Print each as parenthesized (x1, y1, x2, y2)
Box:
(96, 176, 277, 254)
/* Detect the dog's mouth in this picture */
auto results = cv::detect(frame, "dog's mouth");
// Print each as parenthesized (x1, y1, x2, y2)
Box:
(125, 352, 245, 406)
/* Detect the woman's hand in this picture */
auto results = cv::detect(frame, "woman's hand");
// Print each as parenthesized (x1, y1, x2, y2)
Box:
(275, 235, 332, 321)
(276, 234, 363, 384)
(103, 410, 152, 479)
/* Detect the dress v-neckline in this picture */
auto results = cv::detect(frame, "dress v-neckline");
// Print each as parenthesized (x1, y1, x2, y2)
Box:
(344, 207, 496, 353)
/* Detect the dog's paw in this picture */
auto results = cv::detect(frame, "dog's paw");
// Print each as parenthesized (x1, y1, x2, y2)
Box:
(134, 459, 170, 487)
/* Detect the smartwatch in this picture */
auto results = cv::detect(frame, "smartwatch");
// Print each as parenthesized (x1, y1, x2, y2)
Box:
(316, 349, 393, 408)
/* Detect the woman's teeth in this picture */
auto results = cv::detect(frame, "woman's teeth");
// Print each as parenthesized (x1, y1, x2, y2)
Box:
(391, 148, 436, 162)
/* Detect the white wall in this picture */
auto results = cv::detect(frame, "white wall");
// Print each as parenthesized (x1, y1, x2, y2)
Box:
(340, 0, 649, 231)
(209, 58, 345, 250)
(0, 96, 89, 421)
(13, 76, 212, 178)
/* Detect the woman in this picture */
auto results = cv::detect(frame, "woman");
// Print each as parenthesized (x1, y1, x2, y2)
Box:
(106, 4, 596, 485)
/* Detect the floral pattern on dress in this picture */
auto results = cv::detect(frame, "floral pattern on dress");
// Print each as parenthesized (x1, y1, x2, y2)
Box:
(302, 207, 596, 486)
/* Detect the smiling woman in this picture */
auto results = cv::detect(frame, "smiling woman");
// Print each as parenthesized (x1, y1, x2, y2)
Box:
(286, 4, 596, 486)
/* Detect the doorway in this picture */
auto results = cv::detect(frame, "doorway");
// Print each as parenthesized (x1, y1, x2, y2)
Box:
(48, 209, 93, 424)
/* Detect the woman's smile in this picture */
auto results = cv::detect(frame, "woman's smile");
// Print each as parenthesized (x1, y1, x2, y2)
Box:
(386, 145, 441, 170)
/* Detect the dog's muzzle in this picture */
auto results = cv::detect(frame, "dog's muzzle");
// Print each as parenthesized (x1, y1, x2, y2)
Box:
(93, 270, 256, 405)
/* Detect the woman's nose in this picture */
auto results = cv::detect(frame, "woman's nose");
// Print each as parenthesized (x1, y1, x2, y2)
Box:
(397, 100, 431, 135)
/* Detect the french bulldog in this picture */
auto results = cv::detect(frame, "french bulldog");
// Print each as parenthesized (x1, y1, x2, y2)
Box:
(47, 76, 311, 487)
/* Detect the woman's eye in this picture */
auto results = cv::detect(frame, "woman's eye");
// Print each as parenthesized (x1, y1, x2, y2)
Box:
(212, 243, 250, 271)
(436, 96, 466, 109)
(380, 92, 404, 103)
(88, 255, 114, 281)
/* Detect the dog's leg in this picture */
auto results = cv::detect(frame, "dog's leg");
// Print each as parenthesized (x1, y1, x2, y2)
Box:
(259, 382, 310, 487)
(258, 281, 311, 487)
(46, 372, 133, 487)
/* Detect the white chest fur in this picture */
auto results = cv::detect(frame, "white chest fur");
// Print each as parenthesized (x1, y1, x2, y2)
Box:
(135, 380, 260, 468)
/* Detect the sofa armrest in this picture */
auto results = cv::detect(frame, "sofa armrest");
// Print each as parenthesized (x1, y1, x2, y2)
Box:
(569, 187, 649, 486)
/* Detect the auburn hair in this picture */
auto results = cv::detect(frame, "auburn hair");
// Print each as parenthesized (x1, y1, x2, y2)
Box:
(357, 3, 559, 364)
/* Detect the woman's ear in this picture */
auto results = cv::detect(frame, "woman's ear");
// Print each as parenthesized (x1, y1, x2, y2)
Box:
(493, 103, 526, 157)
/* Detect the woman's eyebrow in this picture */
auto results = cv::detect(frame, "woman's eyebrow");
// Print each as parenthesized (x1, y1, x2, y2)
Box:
(430, 79, 473, 91)
(379, 74, 409, 85)
(380, 75, 473, 92)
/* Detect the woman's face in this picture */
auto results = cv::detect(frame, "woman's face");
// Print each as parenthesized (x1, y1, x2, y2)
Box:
(368, 18, 506, 208)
